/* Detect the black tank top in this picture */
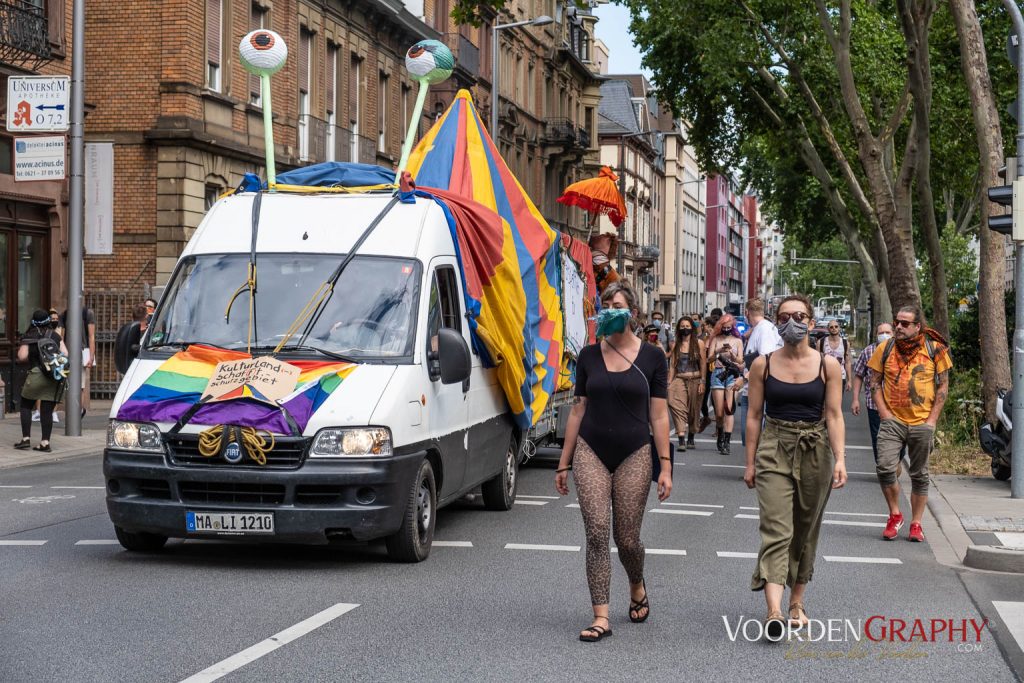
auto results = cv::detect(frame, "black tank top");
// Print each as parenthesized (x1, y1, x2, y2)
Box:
(764, 352, 826, 422)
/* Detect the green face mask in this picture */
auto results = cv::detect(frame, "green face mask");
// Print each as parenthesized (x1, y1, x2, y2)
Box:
(596, 308, 631, 336)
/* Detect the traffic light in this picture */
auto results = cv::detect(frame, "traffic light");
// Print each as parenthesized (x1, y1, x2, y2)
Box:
(988, 159, 1024, 239)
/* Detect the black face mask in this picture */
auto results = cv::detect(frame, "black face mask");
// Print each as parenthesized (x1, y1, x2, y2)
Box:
(722, 327, 733, 334)
(679, 328, 691, 336)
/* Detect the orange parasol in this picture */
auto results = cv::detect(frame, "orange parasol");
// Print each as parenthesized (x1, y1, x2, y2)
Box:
(557, 166, 627, 227)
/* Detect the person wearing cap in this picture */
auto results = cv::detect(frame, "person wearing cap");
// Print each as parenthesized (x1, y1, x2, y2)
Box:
(643, 324, 668, 356)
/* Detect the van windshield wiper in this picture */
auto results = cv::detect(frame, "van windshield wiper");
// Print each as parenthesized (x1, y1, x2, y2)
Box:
(246, 344, 358, 363)
(144, 341, 235, 352)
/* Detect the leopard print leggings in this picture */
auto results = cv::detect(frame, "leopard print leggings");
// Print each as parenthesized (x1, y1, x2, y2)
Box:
(572, 438, 652, 605)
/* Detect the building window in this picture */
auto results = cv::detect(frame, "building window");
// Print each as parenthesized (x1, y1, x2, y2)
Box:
(205, 184, 222, 211)
(326, 44, 338, 161)
(298, 30, 312, 161)
(378, 71, 389, 152)
(350, 54, 363, 161)
(206, 0, 222, 92)
(401, 83, 412, 137)
(248, 2, 268, 106)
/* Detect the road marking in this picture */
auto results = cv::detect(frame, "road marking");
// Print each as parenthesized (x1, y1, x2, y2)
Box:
(50, 486, 104, 490)
(995, 532, 1024, 549)
(822, 519, 886, 528)
(717, 551, 758, 559)
(517, 495, 559, 500)
(433, 541, 473, 548)
(739, 506, 759, 510)
(735, 514, 760, 520)
(504, 543, 580, 552)
(0, 540, 47, 546)
(75, 540, 120, 546)
(0, 485, 32, 489)
(179, 602, 359, 683)
(847, 471, 877, 476)
(992, 602, 1024, 654)
(650, 509, 714, 517)
(660, 503, 724, 508)
(824, 556, 902, 564)
(701, 464, 745, 469)
(566, 503, 580, 508)
(514, 500, 548, 506)
(611, 547, 687, 555)
(825, 511, 889, 518)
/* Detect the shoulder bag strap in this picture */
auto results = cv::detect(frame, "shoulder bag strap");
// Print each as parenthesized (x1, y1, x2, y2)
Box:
(603, 341, 651, 427)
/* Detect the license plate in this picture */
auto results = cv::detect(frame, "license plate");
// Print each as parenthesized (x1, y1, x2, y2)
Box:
(186, 511, 275, 535)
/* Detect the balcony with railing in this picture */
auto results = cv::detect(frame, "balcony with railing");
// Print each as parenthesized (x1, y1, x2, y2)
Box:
(295, 116, 378, 166)
(443, 33, 480, 79)
(622, 242, 660, 266)
(0, 0, 51, 69)
(544, 118, 589, 154)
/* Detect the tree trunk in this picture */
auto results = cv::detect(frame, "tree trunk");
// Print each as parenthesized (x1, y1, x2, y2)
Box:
(948, 0, 1012, 421)
(902, 0, 949, 337)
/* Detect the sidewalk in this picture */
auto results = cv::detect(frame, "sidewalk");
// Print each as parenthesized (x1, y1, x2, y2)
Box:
(929, 472, 1024, 574)
(0, 400, 111, 470)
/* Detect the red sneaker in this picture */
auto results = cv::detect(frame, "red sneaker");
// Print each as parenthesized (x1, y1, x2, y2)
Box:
(908, 522, 925, 542)
(882, 513, 904, 540)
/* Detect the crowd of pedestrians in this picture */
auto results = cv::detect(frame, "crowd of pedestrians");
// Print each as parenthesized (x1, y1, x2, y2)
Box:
(556, 290, 952, 642)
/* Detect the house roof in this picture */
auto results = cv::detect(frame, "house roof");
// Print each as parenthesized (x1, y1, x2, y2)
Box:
(598, 79, 640, 135)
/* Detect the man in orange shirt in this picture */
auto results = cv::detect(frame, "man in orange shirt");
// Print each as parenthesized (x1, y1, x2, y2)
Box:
(868, 305, 952, 543)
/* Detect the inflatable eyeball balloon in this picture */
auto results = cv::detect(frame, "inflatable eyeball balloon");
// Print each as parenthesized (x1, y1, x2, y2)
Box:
(240, 29, 288, 76)
(405, 40, 454, 84)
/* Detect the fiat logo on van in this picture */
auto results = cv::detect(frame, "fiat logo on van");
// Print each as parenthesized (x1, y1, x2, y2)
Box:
(223, 442, 243, 464)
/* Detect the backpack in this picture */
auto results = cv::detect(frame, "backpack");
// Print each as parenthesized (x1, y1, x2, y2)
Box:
(818, 336, 848, 358)
(36, 332, 69, 382)
(879, 337, 943, 387)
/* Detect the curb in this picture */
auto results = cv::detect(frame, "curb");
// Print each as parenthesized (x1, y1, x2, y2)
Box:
(963, 545, 1024, 574)
(925, 476, 972, 565)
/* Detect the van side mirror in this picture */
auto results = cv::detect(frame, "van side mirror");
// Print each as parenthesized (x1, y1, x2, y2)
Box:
(436, 328, 471, 385)
(114, 321, 142, 374)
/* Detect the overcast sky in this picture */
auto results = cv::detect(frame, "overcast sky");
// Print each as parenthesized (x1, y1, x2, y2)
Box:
(592, 3, 653, 78)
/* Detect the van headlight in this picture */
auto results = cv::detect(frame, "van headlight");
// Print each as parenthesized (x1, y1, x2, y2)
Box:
(107, 420, 163, 452)
(311, 428, 392, 457)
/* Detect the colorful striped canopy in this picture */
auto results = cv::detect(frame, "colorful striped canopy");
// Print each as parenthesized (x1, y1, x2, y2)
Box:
(406, 89, 564, 430)
(117, 345, 357, 435)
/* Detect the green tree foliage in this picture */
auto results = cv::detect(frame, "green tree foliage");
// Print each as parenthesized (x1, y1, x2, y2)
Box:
(918, 230, 979, 326)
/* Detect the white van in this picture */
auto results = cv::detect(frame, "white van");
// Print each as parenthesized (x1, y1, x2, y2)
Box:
(105, 190, 526, 562)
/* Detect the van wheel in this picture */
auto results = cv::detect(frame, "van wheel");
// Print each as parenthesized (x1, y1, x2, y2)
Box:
(992, 461, 1012, 481)
(386, 459, 436, 562)
(114, 525, 168, 552)
(481, 438, 518, 511)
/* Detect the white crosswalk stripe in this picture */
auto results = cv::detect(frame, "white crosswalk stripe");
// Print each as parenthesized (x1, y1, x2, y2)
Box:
(823, 556, 902, 564)
(992, 601, 1024, 654)
(650, 509, 714, 516)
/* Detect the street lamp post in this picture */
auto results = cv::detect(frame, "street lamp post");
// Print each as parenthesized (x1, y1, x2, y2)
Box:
(491, 15, 553, 143)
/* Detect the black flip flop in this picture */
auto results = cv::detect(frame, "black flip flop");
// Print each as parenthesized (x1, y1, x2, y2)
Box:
(579, 622, 612, 642)
(629, 580, 650, 623)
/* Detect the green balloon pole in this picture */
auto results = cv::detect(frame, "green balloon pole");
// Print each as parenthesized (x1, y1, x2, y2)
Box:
(394, 40, 455, 184)
(395, 82, 429, 184)
(261, 73, 276, 188)
(239, 29, 288, 191)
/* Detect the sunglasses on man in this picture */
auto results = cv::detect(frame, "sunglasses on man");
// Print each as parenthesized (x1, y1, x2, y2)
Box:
(776, 311, 810, 323)
(894, 319, 919, 328)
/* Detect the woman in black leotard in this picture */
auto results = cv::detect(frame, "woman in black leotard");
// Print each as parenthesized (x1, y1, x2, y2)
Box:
(555, 281, 672, 643)
(743, 294, 848, 640)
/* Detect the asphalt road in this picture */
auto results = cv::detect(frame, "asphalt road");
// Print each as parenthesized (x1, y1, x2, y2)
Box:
(2, 408, 1023, 682)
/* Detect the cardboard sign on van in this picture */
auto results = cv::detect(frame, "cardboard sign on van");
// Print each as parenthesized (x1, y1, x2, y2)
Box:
(202, 357, 301, 406)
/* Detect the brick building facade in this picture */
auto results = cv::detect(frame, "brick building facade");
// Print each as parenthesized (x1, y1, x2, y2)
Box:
(0, 0, 74, 407)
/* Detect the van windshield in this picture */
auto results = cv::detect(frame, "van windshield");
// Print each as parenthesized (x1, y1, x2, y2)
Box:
(148, 253, 421, 360)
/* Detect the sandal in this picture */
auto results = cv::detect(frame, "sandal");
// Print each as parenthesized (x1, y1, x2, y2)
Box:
(33, 443, 51, 453)
(765, 609, 786, 640)
(788, 603, 809, 630)
(14, 438, 31, 450)
(629, 579, 650, 623)
(579, 616, 612, 642)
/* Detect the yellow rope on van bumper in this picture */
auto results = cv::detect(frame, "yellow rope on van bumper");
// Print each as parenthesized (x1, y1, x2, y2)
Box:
(198, 425, 276, 466)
